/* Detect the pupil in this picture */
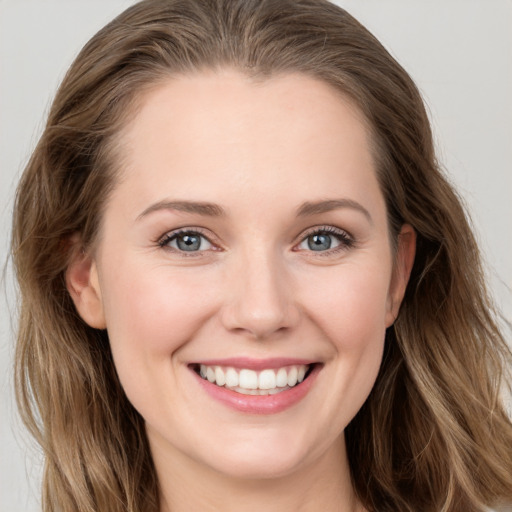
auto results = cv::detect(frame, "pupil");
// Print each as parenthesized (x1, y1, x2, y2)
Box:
(308, 234, 331, 251)
(177, 234, 200, 251)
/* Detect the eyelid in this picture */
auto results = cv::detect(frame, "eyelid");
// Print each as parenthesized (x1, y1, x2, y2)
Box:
(293, 225, 355, 254)
(298, 224, 353, 239)
(155, 224, 355, 256)
(157, 226, 222, 254)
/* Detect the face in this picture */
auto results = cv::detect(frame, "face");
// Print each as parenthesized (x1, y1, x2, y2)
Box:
(68, 70, 414, 481)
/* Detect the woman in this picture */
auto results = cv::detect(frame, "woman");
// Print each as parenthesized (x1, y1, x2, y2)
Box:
(11, 0, 512, 511)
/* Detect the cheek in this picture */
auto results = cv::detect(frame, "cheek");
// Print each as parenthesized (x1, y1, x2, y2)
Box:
(301, 259, 392, 352)
(288, 258, 392, 437)
(100, 260, 221, 361)
(99, 261, 224, 419)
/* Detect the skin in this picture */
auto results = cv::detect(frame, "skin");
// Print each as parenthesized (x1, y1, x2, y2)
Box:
(67, 70, 415, 512)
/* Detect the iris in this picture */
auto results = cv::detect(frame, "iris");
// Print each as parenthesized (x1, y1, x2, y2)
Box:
(307, 233, 332, 251)
(176, 233, 202, 251)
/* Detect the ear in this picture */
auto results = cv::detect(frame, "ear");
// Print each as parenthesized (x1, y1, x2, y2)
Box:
(385, 224, 416, 327)
(65, 236, 106, 329)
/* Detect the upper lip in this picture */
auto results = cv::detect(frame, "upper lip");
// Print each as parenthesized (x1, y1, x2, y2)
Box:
(189, 357, 317, 371)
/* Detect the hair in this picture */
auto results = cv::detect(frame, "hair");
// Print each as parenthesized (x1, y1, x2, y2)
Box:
(11, 0, 512, 511)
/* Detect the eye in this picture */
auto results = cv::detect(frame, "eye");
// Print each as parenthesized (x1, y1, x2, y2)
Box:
(159, 230, 213, 252)
(296, 227, 353, 253)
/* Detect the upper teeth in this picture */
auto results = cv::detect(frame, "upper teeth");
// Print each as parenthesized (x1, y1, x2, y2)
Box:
(199, 364, 309, 393)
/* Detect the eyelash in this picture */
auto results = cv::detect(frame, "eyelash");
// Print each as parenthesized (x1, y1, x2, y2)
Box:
(295, 225, 355, 256)
(156, 225, 355, 256)
(157, 228, 216, 257)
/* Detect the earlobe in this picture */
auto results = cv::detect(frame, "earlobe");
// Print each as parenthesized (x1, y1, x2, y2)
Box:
(65, 238, 106, 329)
(385, 224, 416, 327)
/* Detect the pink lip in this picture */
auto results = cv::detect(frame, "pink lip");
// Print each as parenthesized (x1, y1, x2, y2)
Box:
(190, 357, 314, 371)
(191, 363, 321, 415)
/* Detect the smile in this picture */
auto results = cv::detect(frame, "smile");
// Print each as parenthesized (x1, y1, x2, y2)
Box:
(190, 359, 320, 414)
(196, 364, 310, 395)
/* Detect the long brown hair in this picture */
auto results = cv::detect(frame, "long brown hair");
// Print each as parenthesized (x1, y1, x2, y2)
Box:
(11, 1, 512, 510)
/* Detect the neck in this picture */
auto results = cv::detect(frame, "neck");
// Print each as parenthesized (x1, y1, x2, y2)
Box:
(151, 431, 363, 512)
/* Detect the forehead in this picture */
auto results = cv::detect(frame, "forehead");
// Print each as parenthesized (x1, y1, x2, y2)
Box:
(111, 70, 383, 221)
(121, 70, 371, 154)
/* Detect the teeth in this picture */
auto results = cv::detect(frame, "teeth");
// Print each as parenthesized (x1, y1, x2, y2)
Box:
(206, 366, 216, 383)
(215, 366, 226, 386)
(225, 367, 239, 387)
(230, 386, 291, 395)
(276, 368, 288, 387)
(258, 369, 276, 390)
(197, 363, 311, 394)
(287, 366, 298, 387)
(239, 369, 258, 389)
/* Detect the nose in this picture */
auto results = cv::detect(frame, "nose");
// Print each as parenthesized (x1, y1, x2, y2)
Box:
(220, 248, 300, 340)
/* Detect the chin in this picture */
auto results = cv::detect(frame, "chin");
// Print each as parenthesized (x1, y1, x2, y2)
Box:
(211, 453, 308, 481)
(196, 428, 325, 481)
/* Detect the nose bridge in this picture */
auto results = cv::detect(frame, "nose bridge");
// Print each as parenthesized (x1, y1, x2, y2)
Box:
(222, 243, 298, 338)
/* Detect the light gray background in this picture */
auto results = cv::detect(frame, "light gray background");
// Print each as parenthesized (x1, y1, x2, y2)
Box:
(1, 1, 511, 511)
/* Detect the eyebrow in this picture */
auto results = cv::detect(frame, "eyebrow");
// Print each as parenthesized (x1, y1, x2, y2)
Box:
(137, 200, 226, 220)
(296, 199, 373, 224)
(136, 197, 372, 223)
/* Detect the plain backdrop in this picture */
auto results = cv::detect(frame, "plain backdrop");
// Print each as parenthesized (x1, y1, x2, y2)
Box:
(1, 1, 511, 510)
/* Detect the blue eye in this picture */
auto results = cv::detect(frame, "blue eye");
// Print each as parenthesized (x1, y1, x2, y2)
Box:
(305, 233, 334, 251)
(297, 228, 353, 253)
(161, 231, 213, 252)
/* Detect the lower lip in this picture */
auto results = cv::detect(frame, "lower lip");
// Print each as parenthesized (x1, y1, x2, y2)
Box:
(192, 365, 321, 414)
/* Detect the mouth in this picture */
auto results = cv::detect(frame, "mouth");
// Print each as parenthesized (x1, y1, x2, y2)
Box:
(190, 363, 316, 396)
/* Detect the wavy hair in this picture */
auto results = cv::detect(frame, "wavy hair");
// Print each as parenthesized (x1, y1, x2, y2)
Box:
(11, 0, 512, 510)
